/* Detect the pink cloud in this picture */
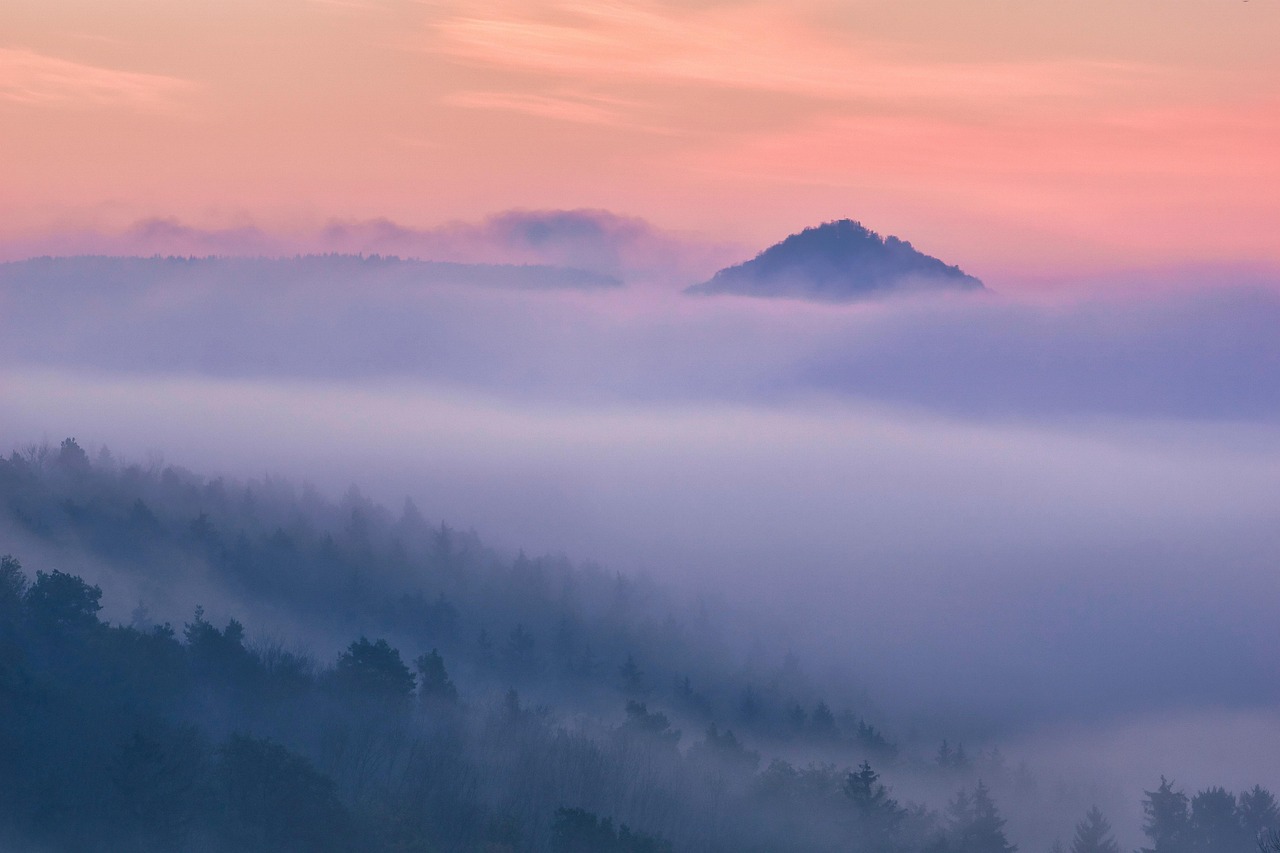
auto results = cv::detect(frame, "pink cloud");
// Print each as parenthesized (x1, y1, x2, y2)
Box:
(0, 47, 192, 111)
(433, 0, 1162, 111)
(441, 90, 631, 127)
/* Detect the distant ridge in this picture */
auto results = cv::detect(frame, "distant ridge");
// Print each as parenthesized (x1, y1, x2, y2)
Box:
(0, 254, 621, 292)
(686, 219, 983, 301)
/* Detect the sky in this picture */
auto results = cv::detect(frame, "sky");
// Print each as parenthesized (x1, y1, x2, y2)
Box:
(2, 0, 1279, 284)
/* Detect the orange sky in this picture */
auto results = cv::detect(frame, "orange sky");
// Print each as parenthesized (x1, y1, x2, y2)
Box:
(2, 0, 1278, 280)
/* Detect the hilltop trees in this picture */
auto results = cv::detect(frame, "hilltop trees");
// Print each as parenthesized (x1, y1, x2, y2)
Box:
(1139, 778, 1280, 853)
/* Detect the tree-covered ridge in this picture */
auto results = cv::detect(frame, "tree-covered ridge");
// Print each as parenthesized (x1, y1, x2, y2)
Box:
(686, 220, 983, 301)
(0, 439, 895, 754)
(1, 440, 1278, 852)
(0, 549, 973, 852)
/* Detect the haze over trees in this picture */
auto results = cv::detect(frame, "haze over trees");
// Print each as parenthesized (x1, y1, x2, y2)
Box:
(1, 438, 1277, 851)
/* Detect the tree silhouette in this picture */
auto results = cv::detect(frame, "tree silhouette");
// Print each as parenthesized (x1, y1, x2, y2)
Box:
(25, 569, 101, 634)
(947, 781, 1015, 853)
(0, 555, 27, 615)
(414, 648, 457, 703)
(1240, 786, 1280, 840)
(1142, 777, 1190, 853)
(1188, 787, 1244, 853)
(333, 637, 414, 702)
(693, 723, 760, 773)
(1070, 806, 1120, 853)
(184, 606, 260, 686)
(845, 761, 906, 846)
(621, 700, 680, 746)
(811, 700, 836, 739)
(55, 437, 91, 475)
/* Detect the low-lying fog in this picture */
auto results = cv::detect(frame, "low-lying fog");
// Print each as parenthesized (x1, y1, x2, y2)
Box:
(3, 254, 1279, 843)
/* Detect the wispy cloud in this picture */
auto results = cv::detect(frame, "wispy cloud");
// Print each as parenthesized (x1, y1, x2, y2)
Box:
(0, 47, 192, 111)
(442, 89, 629, 127)
(433, 0, 1159, 110)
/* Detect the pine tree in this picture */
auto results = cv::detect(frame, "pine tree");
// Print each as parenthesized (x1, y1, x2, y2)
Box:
(810, 701, 836, 738)
(967, 782, 1015, 853)
(1141, 777, 1190, 853)
(1189, 787, 1243, 853)
(414, 648, 457, 702)
(844, 761, 905, 846)
(1070, 806, 1120, 853)
(948, 782, 1015, 853)
(1239, 786, 1280, 840)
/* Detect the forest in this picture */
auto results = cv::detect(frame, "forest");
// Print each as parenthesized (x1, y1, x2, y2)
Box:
(1, 438, 1276, 853)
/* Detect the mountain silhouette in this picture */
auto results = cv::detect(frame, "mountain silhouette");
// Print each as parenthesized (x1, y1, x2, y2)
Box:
(686, 219, 983, 300)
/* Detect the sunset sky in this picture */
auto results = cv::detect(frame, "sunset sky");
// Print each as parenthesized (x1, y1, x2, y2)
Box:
(3, 0, 1278, 282)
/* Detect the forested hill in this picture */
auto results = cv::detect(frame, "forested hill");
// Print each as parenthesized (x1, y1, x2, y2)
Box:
(686, 220, 983, 301)
(0, 439, 1275, 852)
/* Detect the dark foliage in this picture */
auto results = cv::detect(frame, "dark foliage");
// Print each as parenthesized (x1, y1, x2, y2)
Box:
(551, 807, 673, 853)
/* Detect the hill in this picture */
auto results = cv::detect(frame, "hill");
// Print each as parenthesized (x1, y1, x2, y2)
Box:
(686, 220, 983, 301)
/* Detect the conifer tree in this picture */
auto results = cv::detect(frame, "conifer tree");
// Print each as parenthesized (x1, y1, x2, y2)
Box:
(1142, 777, 1190, 853)
(414, 648, 457, 702)
(1070, 806, 1120, 853)
(1188, 787, 1243, 853)
(947, 782, 1015, 853)
(1240, 786, 1280, 840)
(845, 761, 906, 846)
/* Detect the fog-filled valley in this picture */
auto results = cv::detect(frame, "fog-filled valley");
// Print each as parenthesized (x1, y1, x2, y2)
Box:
(3, 248, 1280, 851)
